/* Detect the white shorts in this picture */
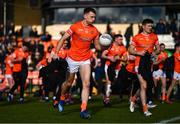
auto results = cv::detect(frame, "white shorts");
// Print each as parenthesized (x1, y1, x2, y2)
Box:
(153, 69, 166, 79)
(5, 74, 13, 79)
(104, 64, 108, 74)
(173, 71, 180, 80)
(135, 66, 138, 73)
(66, 57, 91, 73)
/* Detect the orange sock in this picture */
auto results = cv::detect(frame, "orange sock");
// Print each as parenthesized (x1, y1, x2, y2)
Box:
(81, 102, 87, 112)
(166, 96, 169, 101)
(143, 104, 148, 112)
(162, 93, 166, 101)
(131, 95, 136, 103)
(165, 94, 168, 100)
(60, 95, 65, 101)
(53, 100, 58, 105)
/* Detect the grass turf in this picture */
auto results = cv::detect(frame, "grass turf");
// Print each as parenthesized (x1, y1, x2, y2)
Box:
(0, 95, 180, 123)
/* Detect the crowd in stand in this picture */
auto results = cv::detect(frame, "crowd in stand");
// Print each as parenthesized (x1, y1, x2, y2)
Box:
(154, 18, 180, 43)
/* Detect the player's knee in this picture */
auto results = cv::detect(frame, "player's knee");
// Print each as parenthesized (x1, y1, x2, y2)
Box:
(82, 82, 90, 89)
(64, 80, 72, 87)
(66, 82, 72, 87)
(162, 83, 166, 88)
(66, 78, 74, 86)
(141, 83, 147, 89)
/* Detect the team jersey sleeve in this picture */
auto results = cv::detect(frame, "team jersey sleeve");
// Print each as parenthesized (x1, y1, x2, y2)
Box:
(94, 30, 99, 41)
(154, 34, 159, 45)
(40, 59, 47, 66)
(174, 53, 180, 61)
(12, 50, 19, 60)
(165, 52, 168, 59)
(131, 36, 137, 46)
(122, 47, 127, 54)
(66, 23, 76, 35)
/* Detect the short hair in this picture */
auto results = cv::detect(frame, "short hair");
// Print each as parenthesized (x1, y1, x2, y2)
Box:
(84, 7, 96, 14)
(142, 18, 154, 25)
(160, 43, 165, 47)
(114, 34, 123, 39)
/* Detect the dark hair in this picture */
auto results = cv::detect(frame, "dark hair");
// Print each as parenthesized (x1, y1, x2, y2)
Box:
(114, 34, 123, 39)
(142, 18, 154, 25)
(160, 43, 165, 46)
(84, 7, 96, 14)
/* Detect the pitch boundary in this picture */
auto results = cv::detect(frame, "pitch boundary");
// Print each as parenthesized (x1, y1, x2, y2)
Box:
(158, 116, 180, 123)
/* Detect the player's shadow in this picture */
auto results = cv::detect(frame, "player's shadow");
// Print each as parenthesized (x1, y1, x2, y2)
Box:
(0, 97, 38, 107)
(55, 98, 105, 116)
(57, 107, 80, 116)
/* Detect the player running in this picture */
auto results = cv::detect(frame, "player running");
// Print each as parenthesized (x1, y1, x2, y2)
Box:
(129, 19, 160, 116)
(51, 7, 101, 119)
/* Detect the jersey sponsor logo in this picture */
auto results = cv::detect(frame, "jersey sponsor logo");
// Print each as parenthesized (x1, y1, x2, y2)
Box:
(78, 28, 83, 32)
(79, 36, 92, 42)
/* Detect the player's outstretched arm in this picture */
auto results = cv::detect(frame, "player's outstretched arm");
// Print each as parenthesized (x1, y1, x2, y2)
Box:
(56, 32, 70, 54)
(51, 32, 70, 59)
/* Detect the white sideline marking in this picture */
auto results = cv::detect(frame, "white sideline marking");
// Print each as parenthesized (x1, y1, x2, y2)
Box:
(159, 116, 180, 123)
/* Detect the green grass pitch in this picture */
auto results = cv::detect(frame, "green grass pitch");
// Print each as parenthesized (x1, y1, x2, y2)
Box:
(0, 95, 180, 123)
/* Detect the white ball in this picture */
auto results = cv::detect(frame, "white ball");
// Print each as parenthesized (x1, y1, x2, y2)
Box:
(99, 34, 112, 46)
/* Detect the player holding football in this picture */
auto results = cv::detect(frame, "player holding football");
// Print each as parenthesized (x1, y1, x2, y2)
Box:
(101, 34, 126, 105)
(51, 7, 101, 119)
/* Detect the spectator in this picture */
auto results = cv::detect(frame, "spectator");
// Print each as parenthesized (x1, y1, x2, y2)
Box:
(106, 21, 112, 35)
(170, 19, 178, 37)
(0, 37, 7, 70)
(15, 27, 23, 38)
(174, 31, 180, 44)
(138, 23, 143, 34)
(0, 24, 4, 36)
(155, 18, 166, 34)
(165, 20, 171, 34)
(7, 22, 15, 36)
(124, 23, 133, 47)
(30, 27, 38, 37)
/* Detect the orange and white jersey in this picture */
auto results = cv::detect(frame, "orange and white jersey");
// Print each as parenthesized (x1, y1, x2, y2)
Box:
(173, 52, 180, 80)
(131, 33, 159, 53)
(156, 51, 168, 69)
(45, 51, 52, 63)
(131, 33, 159, 67)
(51, 47, 67, 59)
(174, 52, 180, 73)
(104, 43, 126, 66)
(36, 58, 48, 70)
(66, 21, 99, 61)
(124, 52, 136, 74)
(51, 39, 58, 48)
(43, 41, 51, 52)
(5, 55, 13, 75)
(12, 48, 25, 72)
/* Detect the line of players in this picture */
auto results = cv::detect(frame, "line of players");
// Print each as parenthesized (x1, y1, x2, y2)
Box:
(1, 18, 180, 118)
(39, 18, 180, 117)
(101, 19, 180, 117)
